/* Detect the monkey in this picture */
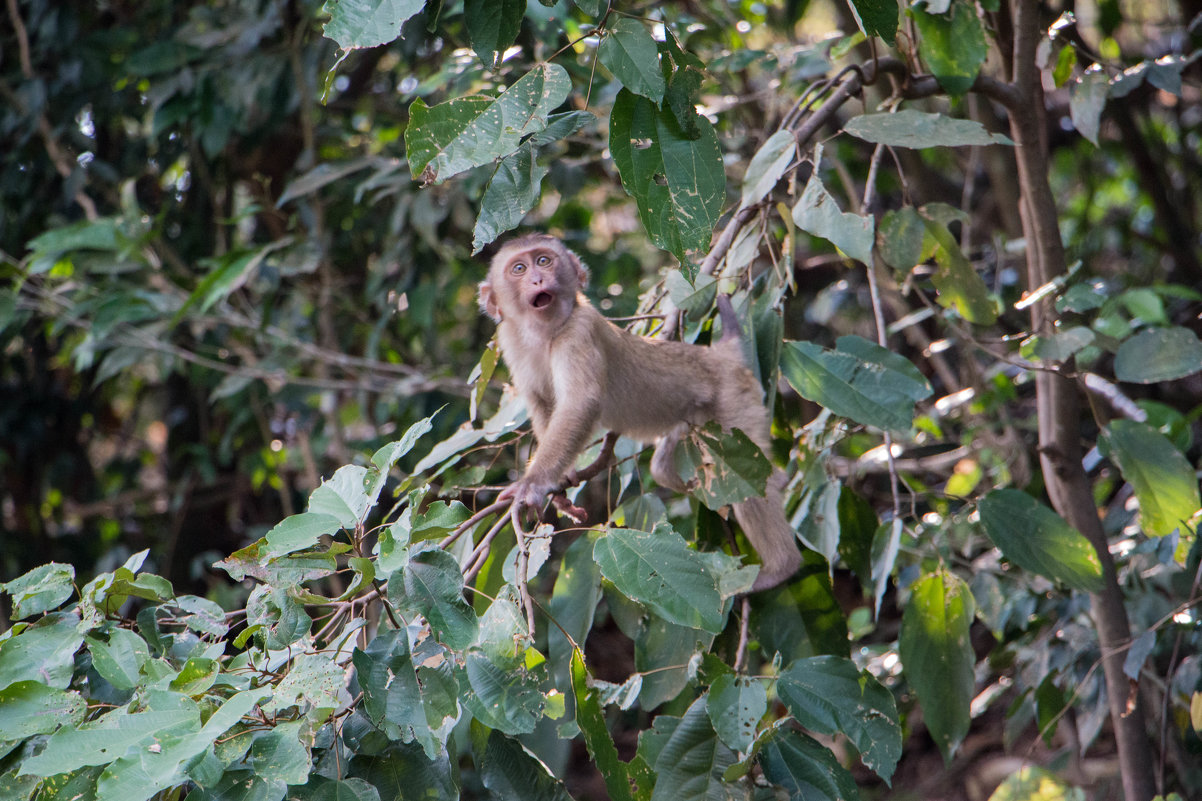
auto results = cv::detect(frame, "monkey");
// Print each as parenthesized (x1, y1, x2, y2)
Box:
(477, 233, 801, 592)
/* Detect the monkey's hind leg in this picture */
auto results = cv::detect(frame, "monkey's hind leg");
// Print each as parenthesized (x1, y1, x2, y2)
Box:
(649, 423, 690, 493)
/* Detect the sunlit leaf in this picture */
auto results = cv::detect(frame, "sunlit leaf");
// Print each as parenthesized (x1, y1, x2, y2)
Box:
(1104, 420, 1201, 537)
(322, 0, 426, 50)
(978, 489, 1104, 591)
(913, 1, 987, 95)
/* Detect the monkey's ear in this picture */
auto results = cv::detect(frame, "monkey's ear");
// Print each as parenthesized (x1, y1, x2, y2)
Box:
(478, 281, 501, 320)
(564, 248, 589, 288)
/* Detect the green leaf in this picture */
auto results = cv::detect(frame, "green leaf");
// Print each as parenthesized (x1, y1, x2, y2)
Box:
(780, 336, 932, 432)
(461, 651, 545, 735)
(371, 411, 439, 472)
(877, 206, 926, 271)
(571, 650, 636, 801)
(185, 770, 286, 801)
(322, 0, 426, 50)
(406, 63, 570, 184)
(776, 655, 902, 783)
(677, 424, 772, 510)
(664, 270, 717, 318)
(650, 698, 737, 801)
(978, 490, 1104, 591)
(792, 157, 874, 265)
(0, 611, 83, 691)
(0, 680, 86, 739)
(760, 729, 861, 801)
(347, 742, 458, 801)
(479, 729, 573, 801)
(1027, 326, 1095, 363)
(849, 0, 898, 45)
(740, 129, 796, 210)
(263, 512, 343, 559)
(464, 0, 524, 68)
(593, 526, 730, 634)
(250, 720, 312, 785)
(473, 141, 548, 253)
(2, 563, 75, 620)
(269, 652, 349, 712)
(632, 614, 714, 709)
(599, 18, 665, 103)
(20, 691, 199, 776)
(898, 569, 975, 760)
(393, 548, 478, 650)
(1104, 420, 1202, 537)
(352, 628, 438, 755)
(706, 674, 767, 754)
(308, 465, 373, 527)
(609, 89, 725, 264)
(913, 1, 987, 95)
(1113, 326, 1202, 383)
(844, 110, 1013, 148)
(86, 628, 149, 690)
(529, 110, 595, 146)
(924, 218, 998, 324)
(1070, 66, 1109, 146)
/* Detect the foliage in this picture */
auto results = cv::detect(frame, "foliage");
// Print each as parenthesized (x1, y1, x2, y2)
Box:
(3, 0, 1202, 799)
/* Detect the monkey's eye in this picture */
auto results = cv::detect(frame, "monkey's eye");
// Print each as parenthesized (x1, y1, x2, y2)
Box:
(535, 255, 550, 266)
(511, 262, 527, 276)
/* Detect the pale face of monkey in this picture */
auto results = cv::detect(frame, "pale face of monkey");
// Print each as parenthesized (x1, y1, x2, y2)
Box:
(479, 236, 586, 327)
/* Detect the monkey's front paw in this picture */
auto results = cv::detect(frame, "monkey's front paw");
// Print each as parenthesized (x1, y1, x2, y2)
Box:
(499, 478, 555, 516)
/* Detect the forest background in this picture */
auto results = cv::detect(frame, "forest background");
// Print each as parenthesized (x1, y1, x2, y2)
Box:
(2, 1, 1202, 800)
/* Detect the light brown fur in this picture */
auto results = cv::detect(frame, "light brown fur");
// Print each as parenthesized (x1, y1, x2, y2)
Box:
(478, 234, 801, 592)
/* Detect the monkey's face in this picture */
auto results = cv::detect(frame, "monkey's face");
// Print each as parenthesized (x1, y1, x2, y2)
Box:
(480, 236, 586, 324)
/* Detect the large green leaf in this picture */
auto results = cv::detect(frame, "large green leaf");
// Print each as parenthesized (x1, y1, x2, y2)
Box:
(479, 729, 573, 801)
(347, 742, 458, 801)
(676, 423, 772, 510)
(849, 0, 898, 45)
(780, 336, 932, 432)
(464, 0, 524, 68)
(759, 729, 861, 801)
(392, 548, 478, 650)
(1104, 420, 1201, 537)
(1113, 326, 1202, 383)
(877, 206, 927, 271)
(777, 655, 901, 783)
(1, 563, 75, 620)
(86, 627, 150, 690)
(322, 0, 426, 50)
(0, 611, 83, 691)
(250, 720, 311, 785)
(19, 692, 199, 776)
(599, 17, 665, 103)
(461, 651, 544, 735)
(913, 1, 987, 95)
(740, 129, 796, 210)
(472, 141, 548, 253)
(650, 698, 738, 801)
(572, 650, 637, 801)
(0, 681, 86, 739)
(593, 526, 731, 634)
(844, 110, 1012, 148)
(706, 674, 767, 754)
(924, 219, 998, 324)
(609, 89, 725, 264)
(406, 63, 570, 184)
(977, 489, 1105, 591)
(792, 156, 874, 265)
(263, 512, 343, 559)
(352, 628, 436, 755)
(898, 569, 975, 760)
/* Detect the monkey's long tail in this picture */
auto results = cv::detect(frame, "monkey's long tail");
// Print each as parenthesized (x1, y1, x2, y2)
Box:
(733, 471, 802, 592)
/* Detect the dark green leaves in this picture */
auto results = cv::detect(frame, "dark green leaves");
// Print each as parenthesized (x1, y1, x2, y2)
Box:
(777, 656, 901, 783)
(899, 569, 975, 759)
(593, 526, 734, 634)
(844, 110, 1013, 148)
(978, 490, 1105, 591)
(760, 729, 861, 801)
(473, 142, 547, 253)
(912, 0, 987, 95)
(465, 0, 524, 69)
(781, 336, 932, 432)
(1103, 420, 1201, 538)
(610, 89, 725, 265)
(323, 0, 427, 50)
(392, 548, 478, 650)
(406, 63, 570, 185)
(1113, 326, 1202, 383)
(599, 18, 665, 103)
(677, 424, 772, 510)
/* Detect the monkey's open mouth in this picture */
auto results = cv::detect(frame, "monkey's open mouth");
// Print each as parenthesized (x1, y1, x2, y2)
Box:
(532, 291, 554, 309)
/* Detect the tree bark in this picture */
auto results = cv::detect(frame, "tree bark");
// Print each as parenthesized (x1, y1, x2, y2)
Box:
(1006, 2, 1156, 798)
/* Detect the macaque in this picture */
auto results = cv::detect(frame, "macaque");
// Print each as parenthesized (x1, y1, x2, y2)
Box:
(478, 234, 801, 592)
